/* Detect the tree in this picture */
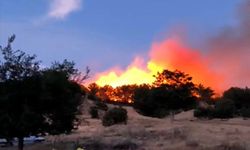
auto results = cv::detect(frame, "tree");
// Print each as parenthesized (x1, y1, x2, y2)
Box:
(0, 35, 41, 149)
(0, 35, 86, 150)
(51, 59, 90, 83)
(88, 83, 100, 100)
(153, 69, 193, 88)
(213, 98, 235, 118)
(133, 70, 196, 118)
(0, 35, 40, 81)
(195, 84, 214, 102)
(223, 87, 250, 110)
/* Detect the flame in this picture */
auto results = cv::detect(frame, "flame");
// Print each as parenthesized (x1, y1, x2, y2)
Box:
(93, 37, 223, 92)
(95, 58, 164, 87)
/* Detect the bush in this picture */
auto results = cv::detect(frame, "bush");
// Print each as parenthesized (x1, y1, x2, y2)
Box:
(133, 86, 196, 118)
(194, 99, 236, 119)
(95, 101, 108, 111)
(102, 107, 128, 126)
(223, 87, 250, 110)
(89, 106, 99, 119)
(241, 107, 250, 118)
(213, 98, 235, 118)
(194, 107, 214, 119)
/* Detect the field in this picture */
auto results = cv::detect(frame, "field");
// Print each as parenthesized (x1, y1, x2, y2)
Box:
(2, 100, 250, 150)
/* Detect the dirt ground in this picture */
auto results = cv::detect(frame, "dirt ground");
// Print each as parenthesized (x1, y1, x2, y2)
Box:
(2, 101, 250, 150)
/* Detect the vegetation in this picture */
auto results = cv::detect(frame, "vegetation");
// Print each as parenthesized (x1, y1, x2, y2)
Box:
(87, 83, 139, 104)
(95, 100, 108, 111)
(241, 107, 250, 118)
(133, 70, 196, 118)
(102, 107, 128, 126)
(194, 87, 250, 119)
(213, 98, 235, 118)
(0, 35, 88, 150)
(223, 87, 250, 114)
(89, 106, 99, 119)
(194, 107, 214, 119)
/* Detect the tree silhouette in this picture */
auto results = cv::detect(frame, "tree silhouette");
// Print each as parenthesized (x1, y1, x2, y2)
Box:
(0, 35, 86, 150)
(223, 87, 250, 110)
(195, 84, 214, 103)
(133, 70, 196, 118)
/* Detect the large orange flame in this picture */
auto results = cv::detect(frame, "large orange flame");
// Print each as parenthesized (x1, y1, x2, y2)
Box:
(93, 37, 223, 92)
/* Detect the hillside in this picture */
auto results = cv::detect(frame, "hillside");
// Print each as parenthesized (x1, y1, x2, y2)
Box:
(2, 99, 250, 150)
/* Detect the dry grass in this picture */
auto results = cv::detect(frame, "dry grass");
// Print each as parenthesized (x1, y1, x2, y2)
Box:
(2, 103, 250, 150)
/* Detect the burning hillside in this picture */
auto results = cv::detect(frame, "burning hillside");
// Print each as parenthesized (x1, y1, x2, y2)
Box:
(93, 37, 222, 92)
(90, 0, 250, 94)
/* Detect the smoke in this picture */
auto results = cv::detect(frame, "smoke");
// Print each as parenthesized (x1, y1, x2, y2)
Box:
(149, 37, 223, 91)
(92, 0, 250, 93)
(207, 0, 250, 89)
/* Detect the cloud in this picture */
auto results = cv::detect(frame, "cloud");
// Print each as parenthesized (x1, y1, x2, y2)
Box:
(48, 0, 82, 19)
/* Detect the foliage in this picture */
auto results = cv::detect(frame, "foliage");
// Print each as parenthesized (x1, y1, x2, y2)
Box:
(89, 106, 99, 119)
(0, 35, 40, 81)
(241, 107, 250, 118)
(213, 98, 235, 118)
(223, 87, 250, 110)
(0, 35, 86, 150)
(194, 98, 235, 119)
(50, 59, 90, 83)
(102, 107, 128, 126)
(95, 101, 108, 111)
(133, 70, 196, 118)
(88, 83, 141, 104)
(194, 87, 250, 119)
(193, 107, 214, 119)
(39, 70, 84, 134)
(194, 84, 215, 104)
(88, 83, 100, 100)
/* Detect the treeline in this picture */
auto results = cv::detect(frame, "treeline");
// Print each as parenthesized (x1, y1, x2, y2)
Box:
(88, 69, 250, 119)
(0, 35, 89, 150)
(195, 87, 250, 119)
(88, 69, 204, 117)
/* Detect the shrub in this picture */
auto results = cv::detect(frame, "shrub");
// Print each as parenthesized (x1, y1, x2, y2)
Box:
(133, 70, 197, 118)
(95, 101, 108, 111)
(133, 86, 196, 118)
(102, 107, 128, 127)
(87, 94, 98, 101)
(194, 107, 214, 119)
(223, 87, 250, 110)
(213, 98, 235, 118)
(194, 101, 215, 118)
(89, 106, 99, 119)
(241, 107, 250, 118)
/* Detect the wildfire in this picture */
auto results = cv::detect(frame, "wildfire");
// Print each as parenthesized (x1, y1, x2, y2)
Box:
(95, 60, 164, 87)
(93, 37, 223, 92)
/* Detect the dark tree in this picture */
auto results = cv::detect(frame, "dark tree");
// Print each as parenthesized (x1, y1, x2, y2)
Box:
(213, 98, 235, 118)
(51, 59, 90, 83)
(0, 35, 86, 150)
(223, 87, 250, 110)
(0, 35, 40, 81)
(88, 83, 100, 100)
(195, 84, 214, 102)
(102, 107, 128, 126)
(133, 70, 196, 118)
(223, 87, 250, 117)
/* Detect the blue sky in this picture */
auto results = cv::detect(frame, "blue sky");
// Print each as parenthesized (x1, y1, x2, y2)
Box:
(0, 0, 243, 74)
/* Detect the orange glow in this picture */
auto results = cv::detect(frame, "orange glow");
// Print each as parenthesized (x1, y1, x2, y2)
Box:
(95, 58, 164, 87)
(149, 37, 223, 92)
(92, 37, 224, 93)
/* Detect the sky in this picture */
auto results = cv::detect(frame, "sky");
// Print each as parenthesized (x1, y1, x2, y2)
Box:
(0, 0, 244, 77)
